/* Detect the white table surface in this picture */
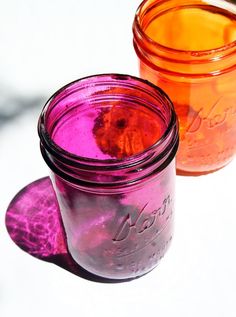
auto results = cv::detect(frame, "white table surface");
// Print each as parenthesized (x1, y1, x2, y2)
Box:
(1, 1, 236, 316)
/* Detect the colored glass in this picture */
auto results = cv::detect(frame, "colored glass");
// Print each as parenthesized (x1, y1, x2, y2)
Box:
(38, 74, 178, 280)
(133, 0, 236, 175)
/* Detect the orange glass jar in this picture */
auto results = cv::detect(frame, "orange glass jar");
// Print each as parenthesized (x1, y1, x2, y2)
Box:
(133, 0, 236, 175)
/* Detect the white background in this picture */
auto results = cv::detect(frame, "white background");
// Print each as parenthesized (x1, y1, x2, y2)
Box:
(0, 1, 236, 316)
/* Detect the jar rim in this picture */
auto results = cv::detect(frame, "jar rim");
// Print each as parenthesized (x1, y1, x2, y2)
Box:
(133, 0, 236, 57)
(38, 73, 178, 169)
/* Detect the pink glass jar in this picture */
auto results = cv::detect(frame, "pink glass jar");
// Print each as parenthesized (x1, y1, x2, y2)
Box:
(38, 74, 178, 280)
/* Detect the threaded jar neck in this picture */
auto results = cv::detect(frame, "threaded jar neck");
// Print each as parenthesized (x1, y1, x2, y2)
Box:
(133, 0, 236, 77)
(38, 74, 178, 192)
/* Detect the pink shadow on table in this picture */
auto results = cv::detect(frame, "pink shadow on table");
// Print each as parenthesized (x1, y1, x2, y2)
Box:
(5, 177, 127, 283)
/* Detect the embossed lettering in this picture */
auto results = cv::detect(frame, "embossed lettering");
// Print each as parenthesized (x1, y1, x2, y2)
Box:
(113, 196, 171, 242)
(112, 203, 149, 242)
(187, 97, 236, 133)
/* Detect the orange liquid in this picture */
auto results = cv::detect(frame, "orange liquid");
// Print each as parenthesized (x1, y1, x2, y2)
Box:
(138, 3, 236, 174)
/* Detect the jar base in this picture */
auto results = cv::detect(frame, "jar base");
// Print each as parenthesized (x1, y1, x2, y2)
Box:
(68, 258, 158, 283)
(176, 164, 228, 176)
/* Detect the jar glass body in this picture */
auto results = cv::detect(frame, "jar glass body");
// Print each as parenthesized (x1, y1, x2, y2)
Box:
(133, 0, 236, 175)
(51, 163, 175, 280)
(38, 74, 178, 280)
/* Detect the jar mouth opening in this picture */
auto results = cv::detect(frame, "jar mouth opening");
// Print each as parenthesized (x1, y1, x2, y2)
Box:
(134, 0, 236, 57)
(38, 73, 177, 168)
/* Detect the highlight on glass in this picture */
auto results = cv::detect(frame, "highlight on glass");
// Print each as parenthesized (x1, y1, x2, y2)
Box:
(38, 74, 179, 280)
(133, 0, 236, 175)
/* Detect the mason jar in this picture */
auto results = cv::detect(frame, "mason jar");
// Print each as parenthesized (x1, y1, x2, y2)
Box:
(133, 0, 236, 175)
(38, 74, 178, 280)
